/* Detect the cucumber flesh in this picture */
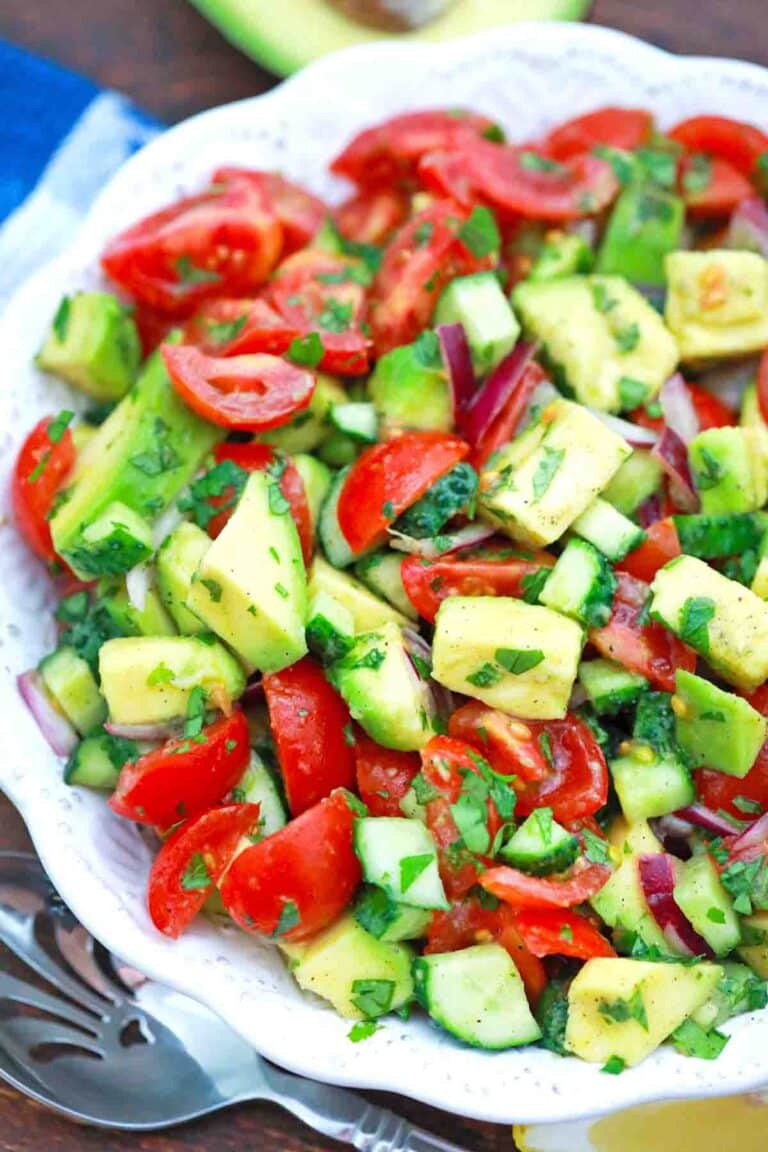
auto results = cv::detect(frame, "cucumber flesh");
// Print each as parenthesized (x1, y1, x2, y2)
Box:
(232, 750, 288, 839)
(571, 497, 646, 562)
(329, 403, 378, 444)
(500, 810, 579, 876)
(354, 816, 448, 911)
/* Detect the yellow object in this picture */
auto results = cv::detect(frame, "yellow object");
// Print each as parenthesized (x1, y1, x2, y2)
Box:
(665, 250, 768, 360)
(308, 556, 410, 631)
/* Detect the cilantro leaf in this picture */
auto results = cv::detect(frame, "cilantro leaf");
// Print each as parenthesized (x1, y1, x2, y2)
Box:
(457, 205, 500, 259)
(495, 648, 545, 675)
(180, 852, 212, 891)
(531, 446, 565, 502)
(48, 410, 74, 444)
(287, 332, 324, 367)
(678, 596, 716, 656)
(399, 853, 434, 893)
(271, 899, 301, 938)
(351, 978, 395, 1019)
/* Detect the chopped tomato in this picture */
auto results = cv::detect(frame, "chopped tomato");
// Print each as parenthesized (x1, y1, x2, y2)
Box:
(632, 381, 736, 434)
(148, 803, 261, 938)
(697, 685, 768, 820)
(419, 141, 618, 222)
(758, 348, 768, 425)
(680, 154, 754, 219)
(183, 298, 298, 358)
(448, 702, 550, 783)
(336, 431, 469, 555)
(109, 711, 251, 828)
(334, 188, 409, 246)
(263, 657, 355, 816)
(354, 732, 420, 817)
(101, 180, 283, 315)
(206, 442, 312, 565)
(513, 908, 616, 960)
(513, 715, 609, 824)
(220, 789, 361, 942)
(401, 544, 555, 624)
(669, 115, 768, 179)
(267, 249, 372, 375)
(12, 416, 76, 565)
(591, 572, 696, 692)
(469, 362, 549, 469)
(619, 517, 681, 583)
(331, 109, 498, 188)
(161, 344, 315, 432)
(133, 301, 175, 357)
(212, 168, 326, 253)
(480, 860, 612, 909)
(541, 107, 654, 161)
(368, 200, 493, 354)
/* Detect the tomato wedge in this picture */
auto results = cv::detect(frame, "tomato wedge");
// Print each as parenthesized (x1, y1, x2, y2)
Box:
(591, 572, 696, 692)
(101, 180, 283, 315)
(12, 415, 76, 565)
(368, 200, 493, 355)
(331, 109, 499, 188)
(161, 344, 315, 431)
(337, 431, 469, 555)
(212, 167, 327, 253)
(512, 715, 609, 824)
(758, 348, 768, 425)
(419, 141, 618, 222)
(220, 789, 361, 942)
(183, 298, 299, 358)
(354, 732, 420, 817)
(480, 860, 612, 909)
(334, 188, 409, 245)
(669, 115, 768, 179)
(448, 702, 549, 784)
(513, 909, 617, 960)
(133, 301, 176, 357)
(680, 154, 754, 219)
(206, 442, 312, 564)
(109, 711, 251, 828)
(401, 544, 555, 624)
(148, 803, 261, 938)
(263, 657, 355, 816)
(469, 362, 549, 469)
(541, 107, 654, 161)
(619, 518, 682, 583)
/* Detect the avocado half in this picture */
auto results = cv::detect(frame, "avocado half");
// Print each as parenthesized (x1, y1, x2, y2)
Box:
(189, 0, 592, 77)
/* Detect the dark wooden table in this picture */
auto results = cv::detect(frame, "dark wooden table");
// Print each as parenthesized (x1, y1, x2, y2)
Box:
(0, 0, 766, 1148)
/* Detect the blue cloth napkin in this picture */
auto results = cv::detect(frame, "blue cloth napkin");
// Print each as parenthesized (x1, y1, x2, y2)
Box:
(0, 41, 161, 307)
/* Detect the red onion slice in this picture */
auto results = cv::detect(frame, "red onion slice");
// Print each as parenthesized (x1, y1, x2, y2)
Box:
(638, 853, 714, 958)
(730, 810, 768, 859)
(387, 522, 495, 558)
(461, 341, 537, 445)
(660, 373, 700, 445)
(587, 408, 658, 448)
(436, 323, 476, 416)
(105, 719, 183, 741)
(17, 670, 78, 757)
(241, 677, 264, 706)
(728, 197, 768, 258)
(637, 493, 663, 528)
(675, 804, 743, 838)
(652, 426, 700, 512)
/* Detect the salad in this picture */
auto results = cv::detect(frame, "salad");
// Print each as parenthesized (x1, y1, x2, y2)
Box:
(13, 105, 768, 1071)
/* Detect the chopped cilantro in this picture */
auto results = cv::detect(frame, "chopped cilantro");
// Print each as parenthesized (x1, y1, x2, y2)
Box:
(178, 459, 248, 530)
(413, 220, 434, 248)
(601, 1055, 626, 1075)
(582, 827, 610, 866)
(48, 410, 74, 444)
(266, 457, 291, 515)
(348, 647, 385, 672)
(706, 906, 726, 924)
(534, 807, 554, 844)
(28, 450, 51, 483)
(678, 596, 716, 656)
(175, 255, 221, 285)
(518, 151, 564, 174)
(225, 740, 238, 754)
(520, 567, 550, 604)
(52, 296, 71, 342)
(399, 853, 434, 893)
(180, 852, 212, 891)
(348, 1020, 381, 1043)
(591, 282, 617, 314)
(200, 577, 223, 603)
(287, 332, 324, 367)
(183, 686, 207, 739)
(343, 722, 356, 748)
(682, 153, 713, 195)
(413, 330, 442, 369)
(206, 313, 248, 345)
(618, 377, 648, 410)
(614, 323, 641, 354)
(457, 205, 500, 259)
(466, 662, 503, 688)
(693, 447, 723, 491)
(271, 899, 301, 938)
(318, 298, 354, 333)
(350, 978, 395, 1019)
(599, 988, 648, 1030)
(495, 648, 545, 675)
(531, 446, 565, 502)
(672, 1018, 728, 1060)
(146, 662, 175, 687)
(274, 582, 289, 600)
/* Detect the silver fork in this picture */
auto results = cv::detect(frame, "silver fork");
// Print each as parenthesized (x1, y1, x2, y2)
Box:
(0, 851, 466, 1149)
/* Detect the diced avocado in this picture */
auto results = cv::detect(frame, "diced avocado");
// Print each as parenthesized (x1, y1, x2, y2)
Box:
(368, 335, 452, 434)
(665, 250, 768, 360)
(591, 818, 671, 955)
(689, 427, 767, 515)
(431, 596, 583, 721)
(602, 449, 663, 515)
(691, 961, 767, 1030)
(282, 913, 413, 1020)
(306, 590, 354, 664)
(98, 635, 245, 726)
(354, 551, 418, 622)
(330, 622, 436, 751)
(50, 347, 222, 577)
(309, 556, 410, 631)
(393, 463, 477, 540)
(98, 577, 177, 638)
(39, 647, 107, 735)
(64, 730, 138, 790)
(673, 513, 765, 559)
(37, 291, 140, 401)
(499, 811, 579, 876)
(579, 659, 649, 716)
(610, 747, 694, 822)
(570, 497, 646, 562)
(292, 453, 331, 534)
(433, 272, 520, 376)
(673, 854, 741, 957)
(565, 958, 722, 1066)
(650, 556, 768, 690)
(259, 373, 346, 453)
(156, 522, 210, 634)
(529, 230, 593, 281)
(64, 502, 154, 579)
(738, 911, 768, 977)
(539, 538, 616, 628)
(354, 816, 448, 911)
(597, 183, 684, 286)
(187, 471, 307, 674)
(353, 887, 431, 943)
(478, 398, 631, 547)
(673, 668, 767, 778)
(413, 943, 542, 1051)
(513, 275, 678, 412)
(741, 382, 768, 466)
(752, 529, 768, 601)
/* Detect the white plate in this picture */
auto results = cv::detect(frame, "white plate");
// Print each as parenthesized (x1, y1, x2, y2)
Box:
(2, 21, 768, 1127)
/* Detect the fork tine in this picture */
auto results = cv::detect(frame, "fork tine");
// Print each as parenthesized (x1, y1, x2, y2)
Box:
(52, 922, 121, 1003)
(0, 972, 101, 1035)
(2, 1014, 105, 1058)
(0, 903, 108, 1016)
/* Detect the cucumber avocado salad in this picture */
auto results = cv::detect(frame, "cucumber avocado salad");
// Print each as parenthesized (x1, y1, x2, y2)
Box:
(14, 106, 768, 1070)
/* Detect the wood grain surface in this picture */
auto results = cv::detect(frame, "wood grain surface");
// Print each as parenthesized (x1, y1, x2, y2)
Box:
(0, 0, 766, 1147)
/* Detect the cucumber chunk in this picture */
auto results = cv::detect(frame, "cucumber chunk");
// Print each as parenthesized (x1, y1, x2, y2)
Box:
(611, 749, 694, 822)
(232, 750, 287, 838)
(318, 466, 356, 568)
(499, 810, 579, 876)
(539, 538, 616, 628)
(39, 647, 107, 735)
(673, 668, 767, 778)
(329, 402, 378, 444)
(571, 497, 646, 562)
(64, 730, 137, 790)
(434, 272, 520, 376)
(353, 816, 448, 911)
(578, 659, 649, 716)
